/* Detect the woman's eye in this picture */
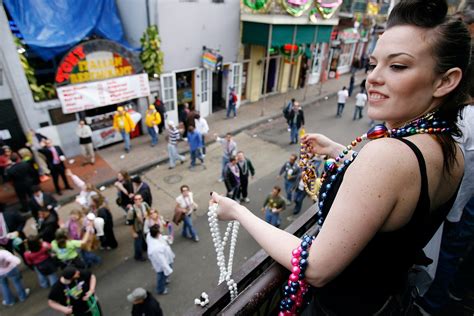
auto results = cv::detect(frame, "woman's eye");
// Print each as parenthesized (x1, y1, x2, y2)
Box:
(390, 64, 407, 71)
(367, 64, 376, 71)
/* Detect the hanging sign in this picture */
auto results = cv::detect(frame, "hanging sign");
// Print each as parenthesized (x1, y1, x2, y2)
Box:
(57, 73, 150, 114)
(55, 39, 143, 86)
(202, 49, 223, 72)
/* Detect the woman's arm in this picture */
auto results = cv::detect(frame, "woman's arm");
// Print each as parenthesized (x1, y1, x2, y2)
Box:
(213, 138, 412, 287)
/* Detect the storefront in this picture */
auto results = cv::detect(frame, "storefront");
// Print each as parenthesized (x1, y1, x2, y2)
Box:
(336, 28, 360, 74)
(55, 39, 149, 148)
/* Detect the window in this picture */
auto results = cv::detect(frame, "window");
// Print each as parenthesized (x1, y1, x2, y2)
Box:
(201, 69, 209, 103)
(48, 108, 76, 125)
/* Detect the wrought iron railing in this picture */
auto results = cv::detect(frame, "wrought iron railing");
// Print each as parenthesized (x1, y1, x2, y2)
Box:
(184, 205, 319, 316)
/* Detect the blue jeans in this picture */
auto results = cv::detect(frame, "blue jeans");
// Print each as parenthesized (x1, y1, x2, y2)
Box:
(81, 250, 101, 267)
(293, 189, 306, 215)
(156, 272, 167, 294)
(134, 233, 146, 260)
(120, 130, 131, 151)
(168, 143, 185, 168)
(420, 197, 474, 312)
(353, 106, 363, 120)
(182, 214, 198, 239)
(147, 126, 158, 145)
(221, 156, 230, 179)
(290, 123, 299, 143)
(190, 149, 204, 167)
(0, 267, 28, 304)
(265, 208, 280, 227)
(34, 267, 58, 288)
(337, 103, 345, 116)
(284, 179, 296, 201)
(226, 103, 237, 118)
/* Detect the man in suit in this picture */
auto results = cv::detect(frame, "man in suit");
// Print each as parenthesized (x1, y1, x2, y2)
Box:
(5, 153, 38, 212)
(29, 185, 58, 220)
(39, 140, 72, 195)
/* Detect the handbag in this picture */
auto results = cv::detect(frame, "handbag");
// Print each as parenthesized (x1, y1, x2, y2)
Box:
(36, 257, 58, 275)
(172, 207, 186, 225)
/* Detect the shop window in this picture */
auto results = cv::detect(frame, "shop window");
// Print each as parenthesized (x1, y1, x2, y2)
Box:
(48, 108, 76, 125)
(311, 43, 323, 75)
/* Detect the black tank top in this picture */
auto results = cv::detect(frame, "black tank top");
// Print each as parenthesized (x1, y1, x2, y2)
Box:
(314, 138, 460, 314)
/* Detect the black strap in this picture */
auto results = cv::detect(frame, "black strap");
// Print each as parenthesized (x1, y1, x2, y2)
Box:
(395, 138, 430, 212)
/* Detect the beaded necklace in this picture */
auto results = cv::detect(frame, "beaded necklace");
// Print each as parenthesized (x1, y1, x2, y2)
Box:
(280, 111, 451, 315)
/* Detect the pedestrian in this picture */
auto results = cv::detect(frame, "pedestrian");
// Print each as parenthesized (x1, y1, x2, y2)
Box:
(5, 153, 38, 212)
(48, 267, 102, 316)
(65, 169, 99, 210)
(166, 121, 186, 169)
(186, 105, 198, 129)
(292, 178, 307, 217)
(175, 185, 199, 242)
(114, 170, 134, 214)
(144, 209, 172, 243)
(348, 73, 355, 97)
(336, 86, 349, 117)
(24, 236, 58, 289)
(226, 87, 238, 118)
(287, 102, 305, 144)
(51, 228, 90, 269)
(128, 287, 163, 316)
(0, 249, 30, 307)
(283, 98, 295, 131)
(37, 207, 59, 243)
(353, 88, 368, 120)
(126, 194, 150, 261)
(261, 186, 286, 227)
(82, 213, 102, 268)
(131, 175, 153, 206)
(113, 106, 136, 153)
(30, 185, 58, 220)
(0, 203, 26, 254)
(278, 154, 301, 204)
(146, 225, 175, 295)
(39, 139, 73, 195)
(224, 156, 241, 201)
(194, 112, 209, 156)
(236, 151, 255, 203)
(179, 103, 190, 138)
(75, 120, 95, 165)
(153, 96, 166, 134)
(90, 195, 118, 250)
(145, 105, 161, 147)
(215, 132, 238, 181)
(187, 125, 204, 170)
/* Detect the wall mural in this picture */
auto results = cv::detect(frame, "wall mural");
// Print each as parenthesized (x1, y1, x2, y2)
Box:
(280, 0, 313, 17)
(310, 0, 343, 22)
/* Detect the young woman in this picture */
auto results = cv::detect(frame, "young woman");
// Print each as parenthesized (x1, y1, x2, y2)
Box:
(24, 236, 58, 288)
(210, 0, 472, 314)
(51, 227, 91, 269)
(114, 170, 133, 213)
(90, 195, 118, 250)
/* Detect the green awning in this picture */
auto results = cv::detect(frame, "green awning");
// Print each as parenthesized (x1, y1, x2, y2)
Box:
(242, 22, 333, 47)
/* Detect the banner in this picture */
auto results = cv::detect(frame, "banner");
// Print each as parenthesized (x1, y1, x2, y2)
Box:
(57, 73, 150, 114)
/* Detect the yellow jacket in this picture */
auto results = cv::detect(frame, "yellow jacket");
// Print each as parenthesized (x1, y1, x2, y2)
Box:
(145, 111, 162, 127)
(113, 112, 136, 133)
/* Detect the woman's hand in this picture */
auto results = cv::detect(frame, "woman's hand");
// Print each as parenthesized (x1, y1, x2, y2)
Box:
(210, 192, 245, 221)
(301, 133, 344, 158)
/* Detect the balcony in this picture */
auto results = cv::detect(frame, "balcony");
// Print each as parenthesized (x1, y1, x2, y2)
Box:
(184, 205, 319, 316)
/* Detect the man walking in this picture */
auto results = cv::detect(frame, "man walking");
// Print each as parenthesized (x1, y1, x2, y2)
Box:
(175, 185, 199, 242)
(187, 126, 204, 170)
(145, 105, 161, 147)
(39, 139, 72, 195)
(287, 102, 305, 145)
(153, 96, 166, 134)
(236, 151, 255, 203)
(278, 154, 301, 204)
(215, 133, 237, 181)
(131, 176, 153, 206)
(128, 287, 163, 316)
(261, 186, 285, 227)
(166, 121, 185, 169)
(146, 225, 175, 295)
(113, 106, 135, 153)
(336, 86, 349, 117)
(5, 153, 38, 212)
(75, 120, 95, 165)
(224, 156, 240, 201)
(126, 194, 150, 261)
(226, 87, 238, 118)
(353, 89, 367, 120)
(194, 112, 209, 156)
(283, 98, 295, 131)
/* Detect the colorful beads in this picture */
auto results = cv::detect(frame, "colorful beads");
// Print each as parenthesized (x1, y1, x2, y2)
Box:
(366, 124, 390, 140)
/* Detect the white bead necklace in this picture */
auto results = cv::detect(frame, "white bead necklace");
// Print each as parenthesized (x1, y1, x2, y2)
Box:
(207, 203, 239, 300)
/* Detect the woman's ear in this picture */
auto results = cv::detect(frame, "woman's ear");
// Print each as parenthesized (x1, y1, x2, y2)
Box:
(433, 67, 462, 98)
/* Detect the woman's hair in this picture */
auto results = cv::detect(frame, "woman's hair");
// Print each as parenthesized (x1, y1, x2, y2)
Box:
(90, 194, 105, 208)
(180, 185, 190, 193)
(387, 0, 472, 170)
(119, 170, 130, 181)
(69, 209, 84, 219)
(18, 148, 32, 160)
(27, 235, 42, 252)
(55, 229, 69, 248)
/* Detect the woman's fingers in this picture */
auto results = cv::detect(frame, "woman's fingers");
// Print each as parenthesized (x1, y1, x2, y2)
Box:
(210, 191, 221, 204)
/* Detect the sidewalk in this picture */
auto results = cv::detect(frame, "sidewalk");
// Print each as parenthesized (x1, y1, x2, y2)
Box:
(1, 71, 366, 207)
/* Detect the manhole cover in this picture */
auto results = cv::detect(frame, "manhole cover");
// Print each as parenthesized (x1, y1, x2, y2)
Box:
(164, 174, 183, 184)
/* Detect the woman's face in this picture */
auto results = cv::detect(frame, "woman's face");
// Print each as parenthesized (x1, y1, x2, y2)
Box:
(367, 25, 443, 128)
(70, 214, 79, 221)
(150, 210, 158, 220)
(117, 173, 124, 181)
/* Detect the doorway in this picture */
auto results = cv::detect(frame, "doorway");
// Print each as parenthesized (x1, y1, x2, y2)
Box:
(212, 68, 225, 112)
(262, 56, 280, 95)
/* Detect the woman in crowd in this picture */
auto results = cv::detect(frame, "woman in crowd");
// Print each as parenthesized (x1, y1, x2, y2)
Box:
(144, 208, 173, 244)
(24, 236, 58, 288)
(90, 195, 118, 250)
(65, 169, 99, 209)
(51, 227, 91, 269)
(210, 0, 472, 313)
(114, 170, 133, 214)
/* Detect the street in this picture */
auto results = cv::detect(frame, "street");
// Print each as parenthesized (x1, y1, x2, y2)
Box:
(2, 94, 373, 316)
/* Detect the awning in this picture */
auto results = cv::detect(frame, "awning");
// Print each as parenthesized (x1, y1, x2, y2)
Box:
(242, 22, 333, 47)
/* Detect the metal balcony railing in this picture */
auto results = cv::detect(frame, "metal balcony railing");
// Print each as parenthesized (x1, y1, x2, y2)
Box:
(184, 205, 319, 316)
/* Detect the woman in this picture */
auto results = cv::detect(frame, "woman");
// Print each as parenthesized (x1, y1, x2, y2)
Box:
(65, 169, 98, 209)
(114, 170, 133, 213)
(210, 0, 471, 314)
(51, 227, 91, 269)
(24, 236, 58, 288)
(175, 185, 199, 242)
(90, 195, 118, 249)
(144, 208, 173, 244)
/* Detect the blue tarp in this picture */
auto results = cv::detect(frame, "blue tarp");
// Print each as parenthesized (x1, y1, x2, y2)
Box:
(4, 0, 135, 60)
